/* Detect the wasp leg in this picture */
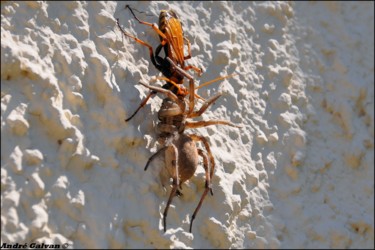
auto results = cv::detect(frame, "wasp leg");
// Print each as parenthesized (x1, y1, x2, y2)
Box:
(183, 37, 192, 60)
(182, 37, 203, 76)
(117, 19, 165, 71)
(184, 65, 203, 77)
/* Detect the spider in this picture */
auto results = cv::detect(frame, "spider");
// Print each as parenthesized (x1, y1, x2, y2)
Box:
(140, 59, 241, 233)
(117, 6, 240, 233)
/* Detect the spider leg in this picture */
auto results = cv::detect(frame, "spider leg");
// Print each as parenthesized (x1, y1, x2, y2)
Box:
(144, 146, 168, 171)
(125, 91, 156, 122)
(188, 92, 222, 118)
(125, 72, 189, 122)
(186, 120, 242, 129)
(149, 77, 187, 96)
(138, 81, 181, 106)
(190, 135, 215, 192)
(188, 148, 212, 233)
(182, 88, 242, 128)
(163, 144, 179, 232)
(166, 58, 197, 114)
(176, 189, 183, 196)
(187, 134, 216, 233)
(197, 149, 212, 195)
(196, 73, 238, 90)
(189, 186, 210, 233)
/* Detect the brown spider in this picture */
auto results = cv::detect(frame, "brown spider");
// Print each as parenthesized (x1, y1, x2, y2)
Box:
(140, 59, 241, 233)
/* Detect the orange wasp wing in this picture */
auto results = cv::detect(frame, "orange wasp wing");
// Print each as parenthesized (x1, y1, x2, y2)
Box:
(160, 10, 185, 67)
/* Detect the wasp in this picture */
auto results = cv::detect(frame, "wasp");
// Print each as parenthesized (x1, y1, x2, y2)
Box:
(116, 5, 235, 120)
(116, 5, 202, 120)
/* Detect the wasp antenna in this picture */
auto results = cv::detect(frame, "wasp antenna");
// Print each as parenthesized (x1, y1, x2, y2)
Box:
(125, 5, 155, 18)
(107, 23, 118, 35)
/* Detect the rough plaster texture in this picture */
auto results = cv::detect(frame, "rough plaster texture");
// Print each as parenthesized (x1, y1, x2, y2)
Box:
(1, 1, 374, 249)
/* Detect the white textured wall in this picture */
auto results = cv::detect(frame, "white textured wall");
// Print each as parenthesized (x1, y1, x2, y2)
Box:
(1, 1, 374, 249)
